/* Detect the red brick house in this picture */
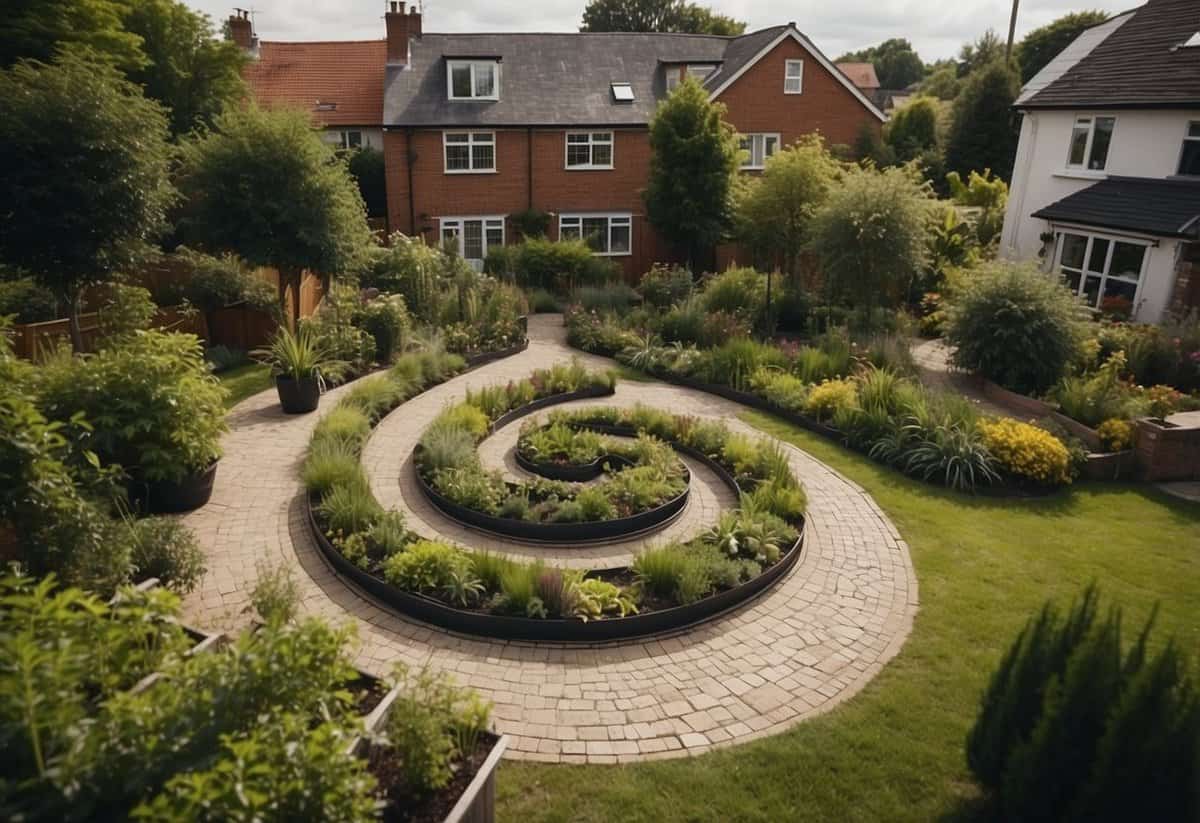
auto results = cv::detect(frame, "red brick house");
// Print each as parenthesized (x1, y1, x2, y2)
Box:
(237, 5, 884, 276)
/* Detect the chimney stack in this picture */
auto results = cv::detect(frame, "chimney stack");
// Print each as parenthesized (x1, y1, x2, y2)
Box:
(386, 1, 421, 64)
(228, 8, 254, 51)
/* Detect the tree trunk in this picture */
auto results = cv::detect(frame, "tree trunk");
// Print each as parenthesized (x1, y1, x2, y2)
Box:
(66, 289, 83, 353)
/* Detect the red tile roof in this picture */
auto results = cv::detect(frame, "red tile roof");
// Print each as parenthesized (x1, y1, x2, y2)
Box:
(835, 61, 880, 90)
(244, 40, 386, 126)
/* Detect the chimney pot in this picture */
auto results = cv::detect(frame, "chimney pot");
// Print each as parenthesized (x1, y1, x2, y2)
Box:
(385, 1, 420, 63)
(228, 9, 254, 50)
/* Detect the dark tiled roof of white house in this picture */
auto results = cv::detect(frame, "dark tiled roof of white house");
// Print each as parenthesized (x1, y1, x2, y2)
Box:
(1020, 0, 1200, 109)
(1032, 177, 1200, 238)
(381, 24, 881, 126)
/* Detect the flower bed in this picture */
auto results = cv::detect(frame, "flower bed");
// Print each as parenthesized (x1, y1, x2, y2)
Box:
(304, 364, 808, 642)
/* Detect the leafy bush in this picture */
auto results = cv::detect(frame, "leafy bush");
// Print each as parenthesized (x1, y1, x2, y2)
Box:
(946, 262, 1089, 394)
(700, 267, 767, 325)
(251, 562, 301, 625)
(979, 418, 1072, 486)
(804, 379, 858, 421)
(356, 294, 409, 363)
(1050, 352, 1136, 427)
(125, 517, 206, 593)
(509, 237, 603, 292)
(572, 283, 638, 313)
(339, 376, 407, 423)
(692, 338, 788, 390)
(640, 264, 693, 309)
(0, 276, 58, 323)
(966, 586, 1199, 822)
(526, 288, 561, 313)
(317, 478, 382, 534)
(383, 540, 472, 594)
(1096, 418, 1134, 452)
(312, 406, 372, 450)
(37, 330, 228, 483)
(173, 247, 279, 324)
(749, 368, 809, 413)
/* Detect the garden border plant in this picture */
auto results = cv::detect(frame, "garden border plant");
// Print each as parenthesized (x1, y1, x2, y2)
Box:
(302, 363, 808, 643)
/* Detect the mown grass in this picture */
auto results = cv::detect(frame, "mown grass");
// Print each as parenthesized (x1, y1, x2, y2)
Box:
(496, 410, 1200, 823)
(217, 362, 273, 408)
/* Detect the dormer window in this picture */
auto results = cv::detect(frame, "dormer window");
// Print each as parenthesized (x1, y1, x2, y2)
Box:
(448, 60, 499, 100)
(686, 64, 716, 81)
(611, 82, 634, 103)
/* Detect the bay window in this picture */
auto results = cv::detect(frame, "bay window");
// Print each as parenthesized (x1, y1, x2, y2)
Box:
(1055, 231, 1146, 314)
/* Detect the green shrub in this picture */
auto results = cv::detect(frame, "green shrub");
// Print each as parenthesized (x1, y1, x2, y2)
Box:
(572, 283, 638, 313)
(946, 262, 1090, 395)
(383, 540, 470, 593)
(339, 376, 407, 423)
(417, 425, 478, 475)
(694, 338, 788, 390)
(749, 367, 809, 413)
(633, 544, 690, 599)
(470, 551, 516, 592)
(526, 288, 561, 313)
(700, 267, 767, 324)
(37, 330, 228, 483)
(639, 264, 693, 309)
(431, 402, 490, 438)
(125, 517, 206, 593)
(355, 294, 409, 363)
(804, 378, 859, 421)
(509, 237, 598, 292)
(173, 247, 279, 325)
(967, 586, 1199, 822)
(251, 561, 301, 625)
(316, 477, 381, 534)
(575, 486, 615, 521)
(747, 478, 807, 521)
(0, 276, 58, 323)
(302, 439, 366, 497)
(429, 467, 506, 514)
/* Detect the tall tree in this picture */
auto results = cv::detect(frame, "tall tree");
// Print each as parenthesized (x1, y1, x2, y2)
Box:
(945, 59, 1022, 180)
(176, 106, 372, 326)
(885, 96, 940, 161)
(122, 0, 247, 137)
(0, 0, 145, 69)
(837, 38, 925, 89)
(581, 0, 745, 34)
(1016, 10, 1109, 82)
(644, 77, 741, 268)
(0, 52, 175, 350)
(735, 136, 840, 281)
(957, 29, 1005, 77)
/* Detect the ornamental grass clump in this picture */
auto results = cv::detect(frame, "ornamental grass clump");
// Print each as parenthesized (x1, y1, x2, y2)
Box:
(978, 419, 1073, 486)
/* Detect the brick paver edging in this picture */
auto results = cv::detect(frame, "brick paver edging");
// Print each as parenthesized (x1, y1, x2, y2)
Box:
(181, 314, 917, 763)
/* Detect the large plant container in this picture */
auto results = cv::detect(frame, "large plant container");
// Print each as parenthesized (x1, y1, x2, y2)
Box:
(275, 374, 321, 413)
(143, 460, 219, 513)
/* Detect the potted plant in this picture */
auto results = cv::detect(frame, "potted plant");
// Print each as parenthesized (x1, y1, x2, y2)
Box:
(256, 326, 344, 413)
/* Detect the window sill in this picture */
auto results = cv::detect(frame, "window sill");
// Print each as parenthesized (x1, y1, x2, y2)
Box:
(592, 251, 632, 257)
(564, 165, 614, 171)
(444, 169, 498, 175)
(1053, 169, 1108, 181)
(447, 96, 500, 102)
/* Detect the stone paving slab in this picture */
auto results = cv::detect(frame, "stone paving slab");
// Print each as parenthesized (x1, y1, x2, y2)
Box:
(181, 314, 917, 762)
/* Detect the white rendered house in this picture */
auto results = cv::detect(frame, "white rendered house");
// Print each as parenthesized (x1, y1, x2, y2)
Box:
(1000, 0, 1200, 323)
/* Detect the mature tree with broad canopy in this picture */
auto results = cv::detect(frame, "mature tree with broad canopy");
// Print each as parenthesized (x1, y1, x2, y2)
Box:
(0, 0, 145, 69)
(581, 0, 744, 34)
(1016, 10, 1109, 82)
(122, 0, 247, 137)
(176, 106, 372, 326)
(944, 59, 1021, 180)
(644, 77, 741, 269)
(837, 38, 925, 89)
(0, 52, 175, 351)
(735, 135, 840, 281)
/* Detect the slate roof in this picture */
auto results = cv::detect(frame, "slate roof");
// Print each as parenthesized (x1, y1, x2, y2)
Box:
(245, 40, 387, 126)
(383, 26, 803, 126)
(1031, 176, 1200, 238)
(835, 62, 879, 89)
(1020, 0, 1200, 109)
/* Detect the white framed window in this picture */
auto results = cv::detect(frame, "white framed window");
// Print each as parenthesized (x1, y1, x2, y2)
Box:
(665, 66, 683, 94)
(1055, 230, 1148, 313)
(686, 63, 717, 81)
(443, 131, 495, 173)
(784, 59, 803, 94)
(565, 132, 614, 169)
(336, 130, 363, 150)
(559, 213, 632, 256)
(447, 60, 499, 100)
(739, 133, 780, 169)
(1067, 115, 1116, 171)
(1178, 121, 1200, 176)
(440, 216, 505, 264)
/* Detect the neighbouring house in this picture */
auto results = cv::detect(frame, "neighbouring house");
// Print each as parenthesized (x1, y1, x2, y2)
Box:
(1000, 0, 1200, 323)
(232, 5, 884, 275)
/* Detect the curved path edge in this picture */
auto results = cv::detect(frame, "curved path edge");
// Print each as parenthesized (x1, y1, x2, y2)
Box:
(181, 315, 918, 763)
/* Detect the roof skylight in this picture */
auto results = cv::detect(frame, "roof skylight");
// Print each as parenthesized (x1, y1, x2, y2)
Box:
(611, 82, 634, 102)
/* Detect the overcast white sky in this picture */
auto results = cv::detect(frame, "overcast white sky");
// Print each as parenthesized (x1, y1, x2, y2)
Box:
(191, 0, 1136, 61)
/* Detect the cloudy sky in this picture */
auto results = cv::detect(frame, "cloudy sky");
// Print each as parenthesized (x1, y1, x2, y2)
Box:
(192, 0, 1135, 61)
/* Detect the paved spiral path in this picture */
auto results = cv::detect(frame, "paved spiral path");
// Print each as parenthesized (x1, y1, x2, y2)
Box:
(181, 315, 917, 763)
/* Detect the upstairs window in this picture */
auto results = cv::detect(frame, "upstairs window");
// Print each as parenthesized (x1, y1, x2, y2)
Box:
(443, 132, 495, 173)
(739, 133, 780, 169)
(1178, 122, 1200, 176)
(686, 64, 717, 81)
(1067, 115, 1115, 171)
(448, 60, 499, 100)
(566, 132, 614, 169)
(784, 59, 803, 94)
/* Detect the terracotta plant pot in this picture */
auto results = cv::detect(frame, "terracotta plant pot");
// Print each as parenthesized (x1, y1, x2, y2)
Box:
(275, 375, 320, 414)
(144, 461, 219, 513)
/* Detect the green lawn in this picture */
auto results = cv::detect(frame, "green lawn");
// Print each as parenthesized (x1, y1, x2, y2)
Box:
(496, 410, 1200, 823)
(217, 363, 272, 408)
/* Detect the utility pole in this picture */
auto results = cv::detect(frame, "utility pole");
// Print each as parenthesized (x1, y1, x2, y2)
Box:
(1006, 0, 1020, 59)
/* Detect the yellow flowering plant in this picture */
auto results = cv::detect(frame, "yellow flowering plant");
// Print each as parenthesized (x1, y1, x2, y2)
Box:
(803, 378, 858, 422)
(979, 419, 1073, 486)
(1096, 418, 1135, 452)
